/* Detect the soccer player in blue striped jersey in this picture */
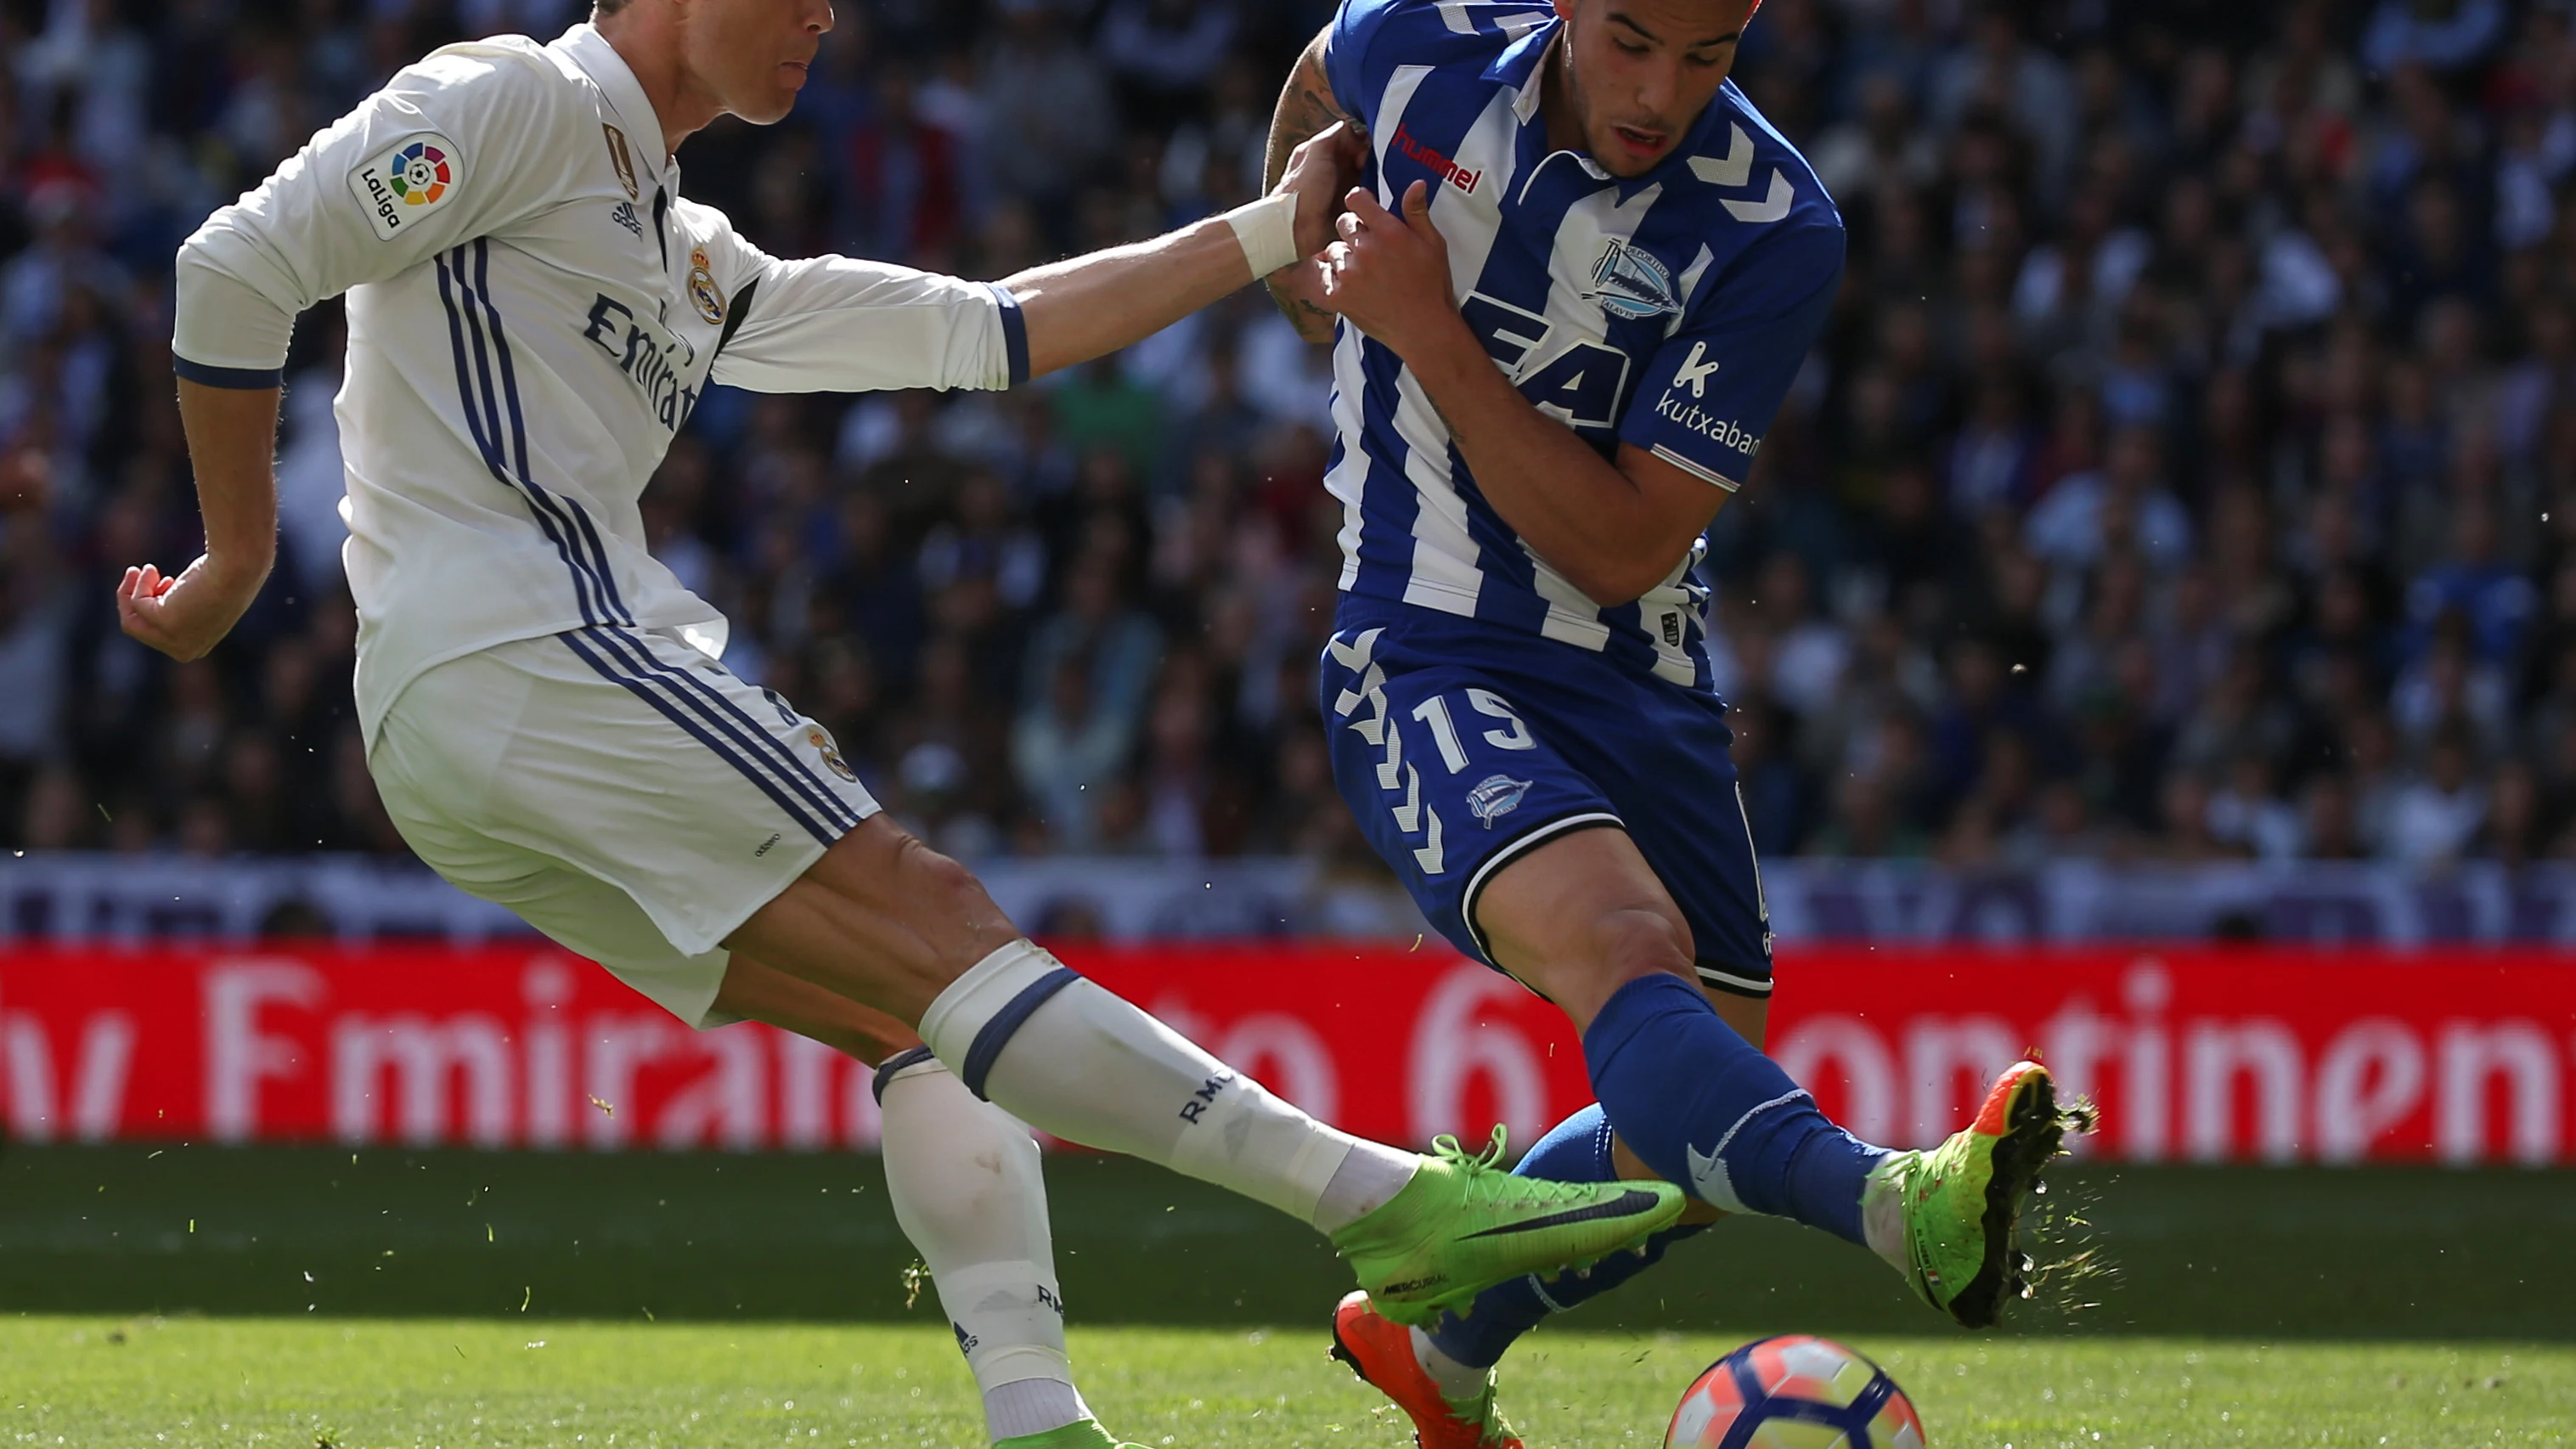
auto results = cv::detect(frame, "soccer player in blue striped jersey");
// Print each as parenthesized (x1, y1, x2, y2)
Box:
(1265, 3, 2076, 1445)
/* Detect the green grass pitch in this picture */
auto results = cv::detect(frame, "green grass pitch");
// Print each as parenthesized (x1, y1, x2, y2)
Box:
(5, 1317, 2568, 1447)
(5, 1146, 2573, 1446)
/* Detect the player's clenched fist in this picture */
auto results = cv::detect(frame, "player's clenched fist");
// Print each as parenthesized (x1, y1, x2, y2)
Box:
(1319, 180, 1463, 363)
(116, 553, 264, 662)
(1277, 121, 1371, 262)
(1264, 121, 1369, 344)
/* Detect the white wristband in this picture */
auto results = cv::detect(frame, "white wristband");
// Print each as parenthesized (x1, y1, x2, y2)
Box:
(1227, 192, 1302, 279)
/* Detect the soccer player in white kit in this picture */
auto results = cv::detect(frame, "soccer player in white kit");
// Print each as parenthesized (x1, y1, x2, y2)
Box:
(115, 1, 1688, 1446)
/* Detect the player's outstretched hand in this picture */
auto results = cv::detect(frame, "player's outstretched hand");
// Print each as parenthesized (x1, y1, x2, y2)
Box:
(1268, 121, 1369, 345)
(1321, 180, 1461, 363)
(116, 554, 264, 662)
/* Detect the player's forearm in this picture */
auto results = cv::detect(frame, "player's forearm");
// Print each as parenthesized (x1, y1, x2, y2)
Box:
(174, 378, 283, 583)
(1406, 327, 1688, 606)
(1003, 211, 1265, 379)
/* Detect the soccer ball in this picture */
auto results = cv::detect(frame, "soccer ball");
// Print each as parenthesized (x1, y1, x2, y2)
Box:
(1664, 1334, 1925, 1448)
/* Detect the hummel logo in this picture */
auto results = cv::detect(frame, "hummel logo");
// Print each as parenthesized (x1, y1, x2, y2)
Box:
(1392, 124, 1481, 195)
(1672, 341, 1720, 398)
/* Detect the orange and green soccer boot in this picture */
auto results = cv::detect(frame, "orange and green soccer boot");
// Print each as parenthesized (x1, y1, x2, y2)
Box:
(1329, 1290, 1523, 1449)
(1866, 1058, 2074, 1328)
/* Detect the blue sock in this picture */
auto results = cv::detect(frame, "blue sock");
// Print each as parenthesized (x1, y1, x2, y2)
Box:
(1582, 973, 1891, 1246)
(1424, 1103, 1708, 1369)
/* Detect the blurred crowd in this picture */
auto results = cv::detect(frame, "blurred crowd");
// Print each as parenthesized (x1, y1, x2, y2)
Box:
(3, 0, 2576, 876)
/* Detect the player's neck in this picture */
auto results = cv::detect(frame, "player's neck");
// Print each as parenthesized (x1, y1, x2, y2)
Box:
(595, 12, 721, 160)
(1537, 37, 1585, 158)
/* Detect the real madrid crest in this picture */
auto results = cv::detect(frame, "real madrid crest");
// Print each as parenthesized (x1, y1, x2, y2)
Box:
(686, 246, 726, 325)
(803, 724, 858, 782)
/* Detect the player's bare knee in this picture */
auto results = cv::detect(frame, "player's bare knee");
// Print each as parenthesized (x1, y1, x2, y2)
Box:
(892, 834, 984, 916)
(1548, 904, 1694, 1026)
(890, 834, 1020, 966)
(1589, 902, 1694, 984)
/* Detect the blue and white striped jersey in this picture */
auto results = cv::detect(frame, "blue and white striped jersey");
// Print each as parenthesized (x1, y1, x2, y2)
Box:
(1321, 0, 1844, 689)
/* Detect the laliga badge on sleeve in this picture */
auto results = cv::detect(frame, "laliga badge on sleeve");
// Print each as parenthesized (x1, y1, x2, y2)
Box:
(348, 132, 463, 241)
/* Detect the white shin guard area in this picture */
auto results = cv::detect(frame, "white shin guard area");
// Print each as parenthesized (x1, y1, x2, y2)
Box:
(876, 1052, 1085, 1440)
(918, 940, 1399, 1229)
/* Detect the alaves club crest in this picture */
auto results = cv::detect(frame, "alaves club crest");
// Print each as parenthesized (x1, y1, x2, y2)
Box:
(1589, 238, 1678, 322)
(1466, 775, 1532, 827)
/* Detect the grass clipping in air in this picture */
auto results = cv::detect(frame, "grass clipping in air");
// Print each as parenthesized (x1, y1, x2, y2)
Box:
(5, 1317, 2568, 1447)
(2019, 1097, 2116, 1322)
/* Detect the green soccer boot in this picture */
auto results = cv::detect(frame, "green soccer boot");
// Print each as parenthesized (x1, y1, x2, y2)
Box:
(1867, 1058, 2077, 1328)
(995, 1418, 1148, 1449)
(1327, 1126, 1686, 1328)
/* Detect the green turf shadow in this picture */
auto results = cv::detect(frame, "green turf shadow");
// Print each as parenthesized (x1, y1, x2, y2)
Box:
(3, 1145, 2569, 1339)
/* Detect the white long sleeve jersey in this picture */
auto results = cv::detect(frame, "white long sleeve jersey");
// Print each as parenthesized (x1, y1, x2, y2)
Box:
(172, 23, 1024, 745)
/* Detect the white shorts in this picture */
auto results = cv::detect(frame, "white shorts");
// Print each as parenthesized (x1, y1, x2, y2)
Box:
(369, 625, 881, 1026)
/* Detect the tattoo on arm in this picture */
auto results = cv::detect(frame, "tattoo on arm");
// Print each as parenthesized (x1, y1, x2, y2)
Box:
(1265, 34, 1352, 192)
(1263, 30, 1356, 342)
(1277, 293, 1337, 333)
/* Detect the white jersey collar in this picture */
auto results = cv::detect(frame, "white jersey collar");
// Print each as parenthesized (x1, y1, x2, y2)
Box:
(555, 22, 669, 173)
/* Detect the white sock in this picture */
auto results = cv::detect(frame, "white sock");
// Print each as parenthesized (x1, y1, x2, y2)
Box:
(1410, 1325, 1492, 1403)
(1859, 1154, 1910, 1273)
(877, 1052, 1091, 1443)
(917, 940, 1419, 1232)
(983, 1379, 1089, 1441)
(1316, 1139, 1421, 1232)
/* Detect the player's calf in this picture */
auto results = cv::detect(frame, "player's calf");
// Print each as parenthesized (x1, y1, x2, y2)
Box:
(1476, 828, 1895, 1250)
(736, 820, 1684, 1328)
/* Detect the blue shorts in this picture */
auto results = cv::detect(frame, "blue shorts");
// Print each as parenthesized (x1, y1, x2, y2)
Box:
(1316, 597, 1774, 999)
